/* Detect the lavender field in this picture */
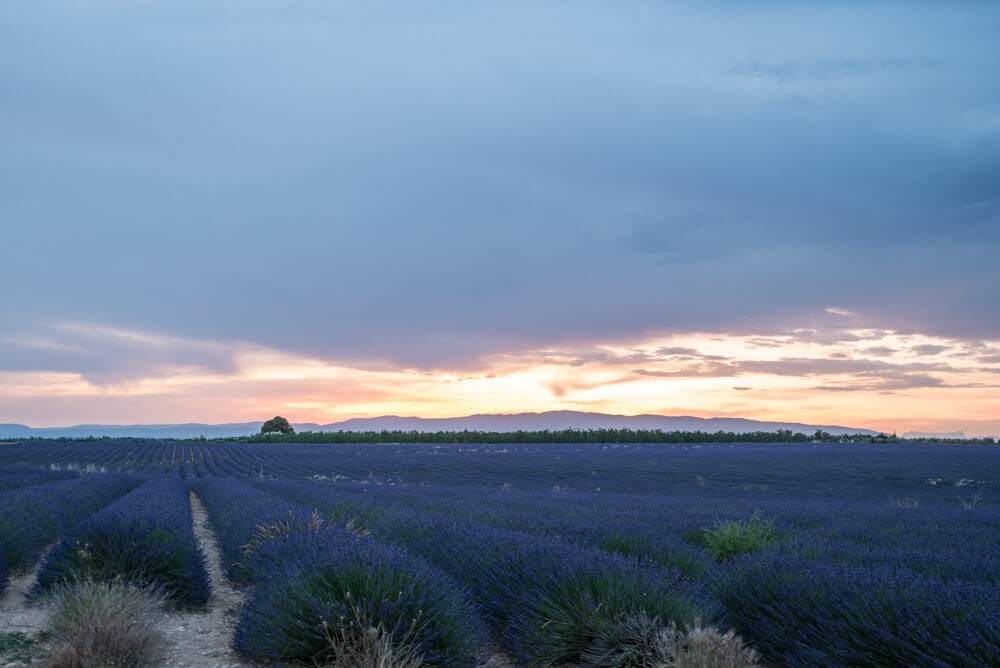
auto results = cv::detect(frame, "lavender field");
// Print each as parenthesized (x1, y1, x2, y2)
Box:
(1, 440, 998, 666)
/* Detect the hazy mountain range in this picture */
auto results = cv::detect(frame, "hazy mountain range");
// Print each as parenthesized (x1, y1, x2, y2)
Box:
(0, 411, 877, 439)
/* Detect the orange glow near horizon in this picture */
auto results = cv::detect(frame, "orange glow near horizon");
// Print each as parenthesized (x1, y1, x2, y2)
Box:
(3, 324, 999, 437)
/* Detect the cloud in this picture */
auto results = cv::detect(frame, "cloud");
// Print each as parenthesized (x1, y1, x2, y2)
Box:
(502, 346, 732, 370)
(735, 357, 960, 390)
(783, 329, 893, 346)
(637, 352, 968, 393)
(0, 321, 246, 384)
(863, 346, 897, 356)
(0, 1, 998, 375)
(723, 56, 934, 83)
(544, 375, 635, 398)
(633, 362, 737, 379)
(655, 347, 702, 356)
(746, 338, 788, 349)
(2, 319, 998, 436)
(811, 373, 959, 393)
(737, 357, 952, 377)
(910, 344, 949, 356)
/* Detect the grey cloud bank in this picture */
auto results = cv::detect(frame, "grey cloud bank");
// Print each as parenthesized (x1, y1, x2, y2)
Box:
(2, 1, 998, 374)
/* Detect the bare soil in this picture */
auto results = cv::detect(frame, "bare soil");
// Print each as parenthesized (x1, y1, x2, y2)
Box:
(158, 492, 251, 668)
(0, 557, 50, 667)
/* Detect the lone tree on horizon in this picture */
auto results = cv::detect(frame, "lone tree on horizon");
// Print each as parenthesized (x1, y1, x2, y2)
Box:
(261, 416, 295, 435)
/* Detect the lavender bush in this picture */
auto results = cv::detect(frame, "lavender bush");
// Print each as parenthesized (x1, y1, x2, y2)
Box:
(0, 467, 79, 492)
(2, 440, 999, 665)
(0, 473, 140, 572)
(235, 526, 486, 667)
(0, 539, 7, 599)
(192, 477, 485, 665)
(31, 476, 210, 608)
(188, 476, 312, 582)
(714, 551, 1000, 667)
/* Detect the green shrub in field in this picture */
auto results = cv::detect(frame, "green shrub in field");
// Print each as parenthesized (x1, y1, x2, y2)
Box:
(698, 511, 778, 561)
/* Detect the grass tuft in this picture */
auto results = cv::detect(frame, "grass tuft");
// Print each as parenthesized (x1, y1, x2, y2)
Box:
(318, 594, 426, 668)
(39, 577, 167, 668)
(0, 538, 7, 598)
(698, 511, 778, 561)
(580, 612, 760, 668)
(580, 610, 680, 667)
(519, 572, 704, 665)
(679, 624, 761, 668)
(1, 632, 40, 665)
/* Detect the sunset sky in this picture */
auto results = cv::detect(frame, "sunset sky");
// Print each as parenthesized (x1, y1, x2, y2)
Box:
(2, 2, 998, 436)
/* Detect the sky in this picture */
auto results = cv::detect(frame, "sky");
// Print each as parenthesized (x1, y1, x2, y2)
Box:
(2, 1, 999, 436)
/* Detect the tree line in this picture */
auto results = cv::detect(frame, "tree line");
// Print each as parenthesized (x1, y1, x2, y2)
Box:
(8, 430, 995, 446)
(235, 428, 998, 445)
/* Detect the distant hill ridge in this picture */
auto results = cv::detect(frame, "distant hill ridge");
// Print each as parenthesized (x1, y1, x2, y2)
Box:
(0, 411, 876, 439)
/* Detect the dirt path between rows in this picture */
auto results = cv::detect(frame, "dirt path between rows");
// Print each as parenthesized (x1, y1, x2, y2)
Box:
(159, 492, 251, 668)
(0, 555, 50, 645)
(0, 497, 250, 668)
(171, 492, 518, 668)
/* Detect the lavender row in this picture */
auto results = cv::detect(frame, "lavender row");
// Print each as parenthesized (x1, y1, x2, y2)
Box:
(3, 441, 998, 505)
(253, 479, 709, 665)
(252, 478, 741, 576)
(0, 540, 6, 598)
(0, 466, 80, 492)
(449, 490, 1000, 664)
(715, 549, 1000, 667)
(188, 476, 311, 582)
(276, 480, 727, 576)
(0, 473, 141, 581)
(304, 479, 1000, 587)
(31, 476, 211, 607)
(190, 477, 487, 666)
(453, 489, 1000, 663)
(253, 477, 1000, 665)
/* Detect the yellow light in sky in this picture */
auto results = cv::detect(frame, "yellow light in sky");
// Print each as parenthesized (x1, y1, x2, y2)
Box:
(4, 323, 999, 437)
